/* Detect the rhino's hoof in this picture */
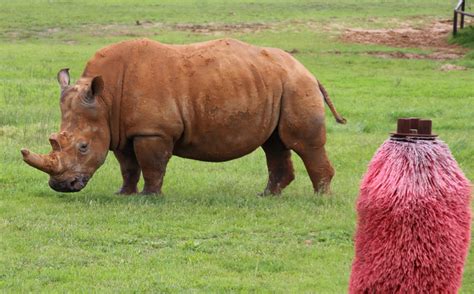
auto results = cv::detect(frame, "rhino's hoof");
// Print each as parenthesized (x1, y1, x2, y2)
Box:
(257, 189, 281, 197)
(115, 187, 138, 195)
(139, 190, 162, 196)
(315, 181, 332, 195)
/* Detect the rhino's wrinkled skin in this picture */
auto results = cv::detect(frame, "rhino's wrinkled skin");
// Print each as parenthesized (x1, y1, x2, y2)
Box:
(21, 38, 346, 195)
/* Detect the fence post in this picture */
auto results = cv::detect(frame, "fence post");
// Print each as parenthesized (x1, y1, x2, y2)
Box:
(461, 0, 465, 29)
(453, 10, 458, 36)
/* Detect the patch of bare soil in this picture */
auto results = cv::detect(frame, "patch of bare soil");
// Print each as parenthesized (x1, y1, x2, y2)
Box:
(439, 64, 467, 71)
(90, 21, 273, 37)
(342, 19, 468, 60)
(20, 21, 273, 41)
(285, 48, 300, 54)
(169, 22, 270, 34)
(126, 21, 271, 36)
(366, 51, 462, 60)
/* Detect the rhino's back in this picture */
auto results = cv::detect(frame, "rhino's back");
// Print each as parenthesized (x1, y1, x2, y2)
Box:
(84, 39, 310, 161)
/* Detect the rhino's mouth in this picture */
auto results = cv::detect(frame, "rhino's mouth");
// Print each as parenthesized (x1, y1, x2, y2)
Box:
(49, 175, 90, 192)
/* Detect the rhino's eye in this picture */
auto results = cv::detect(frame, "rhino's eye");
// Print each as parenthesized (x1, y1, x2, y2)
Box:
(78, 142, 88, 154)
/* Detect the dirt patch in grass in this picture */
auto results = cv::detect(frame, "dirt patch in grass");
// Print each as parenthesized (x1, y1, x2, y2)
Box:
(342, 19, 468, 60)
(285, 48, 300, 54)
(91, 21, 272, 37)
(134, 20, 272, 34)
(169, 22, 270, 34)
(439, 64, 467, 71)
(4, 21, 274, 41)
(366, 51, 462, 60)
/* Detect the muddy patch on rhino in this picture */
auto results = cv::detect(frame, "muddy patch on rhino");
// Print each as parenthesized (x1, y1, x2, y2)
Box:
(342, 19, 468, 60)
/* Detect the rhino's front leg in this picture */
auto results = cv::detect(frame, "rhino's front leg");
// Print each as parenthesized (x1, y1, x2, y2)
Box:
(133, 136, 173, 195)
(113, 143, 141, 195)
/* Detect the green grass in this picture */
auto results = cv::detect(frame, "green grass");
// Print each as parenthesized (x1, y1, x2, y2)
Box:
(1, 0, 473, 292)
(452, 25, 474, 67)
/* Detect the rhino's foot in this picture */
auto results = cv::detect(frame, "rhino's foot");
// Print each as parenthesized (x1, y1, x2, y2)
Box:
(116, 186, 139, 195)
(139, 189, 162, 196)
(259, 171, 295, 197)
(314, 179, 333, 195)
(140, 182, 163, 196)
(258, 188, 281, 197)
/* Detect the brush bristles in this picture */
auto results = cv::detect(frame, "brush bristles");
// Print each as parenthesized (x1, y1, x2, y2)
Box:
(349, 139, 472, 293)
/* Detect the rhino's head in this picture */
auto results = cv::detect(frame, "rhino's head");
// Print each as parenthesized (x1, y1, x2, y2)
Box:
(21, 69, 110, 192)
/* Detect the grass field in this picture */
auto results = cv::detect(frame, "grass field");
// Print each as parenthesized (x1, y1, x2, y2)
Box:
(1, 0, 473, 292)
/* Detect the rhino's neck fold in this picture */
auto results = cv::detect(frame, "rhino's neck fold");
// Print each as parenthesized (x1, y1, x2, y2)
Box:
(109, 90, 121, 151)
(108, 65, 126, 151)
(83, 53, 126, 151)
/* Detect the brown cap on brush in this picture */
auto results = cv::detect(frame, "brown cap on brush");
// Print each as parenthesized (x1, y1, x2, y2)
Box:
(390, 117, 437, 139)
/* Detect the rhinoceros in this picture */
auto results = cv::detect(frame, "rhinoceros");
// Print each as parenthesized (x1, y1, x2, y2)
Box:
(21, 38, 346, 195)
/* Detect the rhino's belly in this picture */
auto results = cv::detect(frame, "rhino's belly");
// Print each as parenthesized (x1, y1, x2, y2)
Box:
(173, 140, 264, 162)
(172, 109, 277, 162)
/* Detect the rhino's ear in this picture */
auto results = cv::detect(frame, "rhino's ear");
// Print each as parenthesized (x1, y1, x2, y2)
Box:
(91, 76, 104, 96)
(57, 68, 70, 90)
(85, 76, 104, 103)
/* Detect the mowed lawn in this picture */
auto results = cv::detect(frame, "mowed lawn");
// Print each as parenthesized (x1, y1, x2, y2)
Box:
(1, 0, 473, 292)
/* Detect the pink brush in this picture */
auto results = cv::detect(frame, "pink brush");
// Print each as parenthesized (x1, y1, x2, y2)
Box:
(349, 118, 472, 293)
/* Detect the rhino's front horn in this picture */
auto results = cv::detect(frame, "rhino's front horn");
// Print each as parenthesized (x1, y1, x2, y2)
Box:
(21, 148, 60, 175)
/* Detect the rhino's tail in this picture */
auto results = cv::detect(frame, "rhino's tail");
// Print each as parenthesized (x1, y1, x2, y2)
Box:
(318, 81, 347, 124)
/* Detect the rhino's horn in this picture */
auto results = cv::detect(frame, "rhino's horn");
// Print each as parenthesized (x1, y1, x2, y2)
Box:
(21, 148, 60, 174)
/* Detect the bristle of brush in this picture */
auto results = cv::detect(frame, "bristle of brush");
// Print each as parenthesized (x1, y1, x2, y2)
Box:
(349, 139, 472, 293)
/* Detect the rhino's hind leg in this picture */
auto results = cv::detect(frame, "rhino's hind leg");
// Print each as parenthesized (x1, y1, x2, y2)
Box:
(114, 143, 141, 195)
(133, 136, 173, 195)
(261, 130, 295, 196)
(281, 123, 335, 193)
(280, 125, 335, 194)
(279, 83, 335, 194)
(293, 145, 334, 194)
